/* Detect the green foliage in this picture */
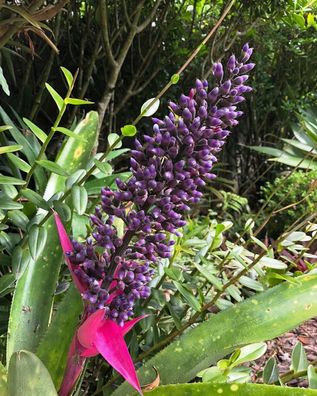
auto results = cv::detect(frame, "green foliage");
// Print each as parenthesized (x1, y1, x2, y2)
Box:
(142, 383, 317, 396)
(260, 169, 317, 236)
(8, 350, 57, 396)
(114, 275, 317, 395)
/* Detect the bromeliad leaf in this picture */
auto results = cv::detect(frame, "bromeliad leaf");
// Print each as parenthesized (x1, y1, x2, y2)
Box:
(54, 127, 85, 140)
(8, 350, 58, 396)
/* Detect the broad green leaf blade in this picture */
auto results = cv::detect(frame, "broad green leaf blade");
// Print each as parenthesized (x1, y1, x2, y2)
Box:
(8, 350, 57, 396)
(291, 342, 308, 372)
(6, 153, 31, 172)
(143, 383, 317, 396)
(60, 67, 73, 88)
(308, 365, 317, 389)
(28, 225, 48, 260)
(36, 160, 69, 176)
(0, 175, 24, 185)
(113, 275, 317, 395)
(0, 145, 22, 154)
(71, 185, 88, 215)
(45, 83, 64, 112)
(20, 188, 50, 210)
(37, 284, 82, 389)
(263, 357, 279, 384)
(23, 118, 48, 143)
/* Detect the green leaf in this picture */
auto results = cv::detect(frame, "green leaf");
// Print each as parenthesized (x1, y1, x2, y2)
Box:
(23, 118, 48, 143)
(65, 169, 86, 190)
(0, 274, 15, 296)
(259, 256, 287, 269)
(0, 361, 8, 396)
(20, 188, 50, 210)
(104, 148, 130, 161)
(8, 350, 57, 396)
(6, 153, 31, 172)
(60, 66, 73, 88)
(263, 357, 279, 384)
(64, 98, 94, 105)
(138, 383, 317, 396)
(113, 275, 317, 395)
(53, 201, 71, 223)
(140, 97, 160, 117)
(192, 261, 222, 290)
(291, 342, 308, 372)
(45, 83, 64, 112)
(0, 125, 12, 132)
(0, 66, 10, 96)
(11, 246, 31, 279)
(0, 198, 23, 210)
(108, 133, 122, 149)
(308, 365, 317, 389)
(93, 159, 112, 175)
(0, 175, 24, 185)
(54, 127, 85, 140)
(174, 281, 201, 311)
(71, 185, 88, 215)
(43, 111, 99, 201)
(171, 73, 180, 84)
(0, 145, 23, 154)
(7, 210, 29, 231)
(230, 343, 267, 367)
(28, 225, 48, 260)
(36, 160, 69, 176)
(36, 284, 82, 389)
(121, 124, 137, 137)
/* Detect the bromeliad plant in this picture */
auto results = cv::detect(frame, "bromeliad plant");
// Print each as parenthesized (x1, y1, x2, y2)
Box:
(54, 44, 255, 395)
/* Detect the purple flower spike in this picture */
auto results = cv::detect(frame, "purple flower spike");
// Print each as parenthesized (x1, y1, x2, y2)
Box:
(57, 45, 254, 333)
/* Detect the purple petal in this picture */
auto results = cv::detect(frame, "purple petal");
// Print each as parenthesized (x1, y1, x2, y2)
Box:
(95, 319, 142, 394)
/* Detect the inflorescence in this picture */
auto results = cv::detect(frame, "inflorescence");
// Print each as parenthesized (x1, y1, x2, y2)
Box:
(66, 44, 254, 326)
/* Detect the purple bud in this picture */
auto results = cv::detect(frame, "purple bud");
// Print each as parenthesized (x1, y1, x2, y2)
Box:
(212, 62, 224, 81)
